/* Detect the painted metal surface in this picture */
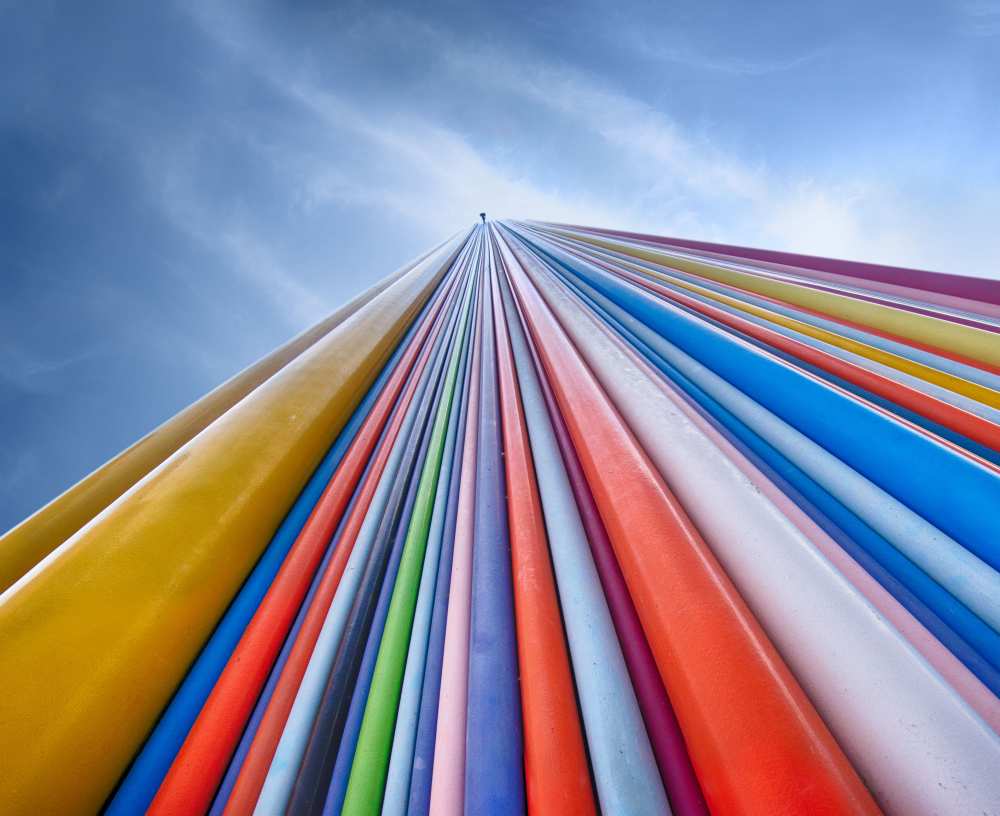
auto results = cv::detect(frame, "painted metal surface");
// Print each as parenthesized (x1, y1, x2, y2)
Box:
(122, 253, 471, 816)
(495, 257, 674, 815)
(504, 233, 881, 816)
(507, 229, 1000, 814)
(489, 247, 596, 816)
(463, 247, 525, 816)
(0, 235, 461, 815)
(0, 237, 464, 594)
(1, 219, 998, 816)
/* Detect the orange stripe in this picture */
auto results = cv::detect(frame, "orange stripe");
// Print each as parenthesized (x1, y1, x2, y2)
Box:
(489, 247, 596, 816)
(593, 255, 1000, 453)
(217, 297, 459, 816)
(147, 267, 465, 816)
(503, 235, 881, 816)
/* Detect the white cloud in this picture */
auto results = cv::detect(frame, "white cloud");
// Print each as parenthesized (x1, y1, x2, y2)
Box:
(437, 41, 769, 204)
(179, 1, 1000, 278)
(757, 181, 1000, 277)
(0, 344, 103, 394)
(633, 41, 832, 77)
(123, 120, 331, 329)
(960, 1, 1000, 36)
(180, 4, 638, 231)
(433, 38, 1000, 276)
(0, 450, 40, 496)
(215, 228, 329, 325)
(283, 84, 629, 231)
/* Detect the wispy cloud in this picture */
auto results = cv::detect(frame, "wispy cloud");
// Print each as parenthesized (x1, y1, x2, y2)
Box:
(180, 1, 1000, 276)
(427, 29, 1000, 273)
(284, 88, 630, 230)
(960, 1, 1000, 36)
(180, 2, 637, 231)
(215, 228, 329, 326)
(0, 344, 103, 395)
(441, 45, 768, 203)
(118, 110, 331, 331)
(0, 450, 40, 497)
(631, 38, 832, 77)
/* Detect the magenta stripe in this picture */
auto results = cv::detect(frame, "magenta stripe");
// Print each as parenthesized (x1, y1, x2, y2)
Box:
(556, 223, 1000, 307)
(523, 299, 709, 816)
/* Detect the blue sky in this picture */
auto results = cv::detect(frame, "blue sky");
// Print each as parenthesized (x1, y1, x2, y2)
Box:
(1, 0, 998, 532)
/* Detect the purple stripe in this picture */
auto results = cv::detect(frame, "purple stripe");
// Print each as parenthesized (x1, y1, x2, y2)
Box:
(557, 223, 1000, 306)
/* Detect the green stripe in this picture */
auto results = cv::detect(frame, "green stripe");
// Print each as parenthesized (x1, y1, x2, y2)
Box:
(340, 265, 478, 816)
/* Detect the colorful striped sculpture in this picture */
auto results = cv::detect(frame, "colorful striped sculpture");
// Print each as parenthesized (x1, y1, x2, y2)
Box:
(0, 220, 998, 815)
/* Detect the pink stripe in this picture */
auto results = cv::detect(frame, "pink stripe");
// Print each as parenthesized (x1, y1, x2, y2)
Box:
(427, 284, 484, 816)
(647, 356, 1000, 735)
(560, 222, 1000, 307)
(664, 243, 1000, 322)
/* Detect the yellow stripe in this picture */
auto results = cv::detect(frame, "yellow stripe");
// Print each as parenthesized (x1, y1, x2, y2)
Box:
(560, 229, 1000, 371)
(0, 240, 453, 594)
(557, 237, 1000, 409)
(0, 235, 462, 815)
